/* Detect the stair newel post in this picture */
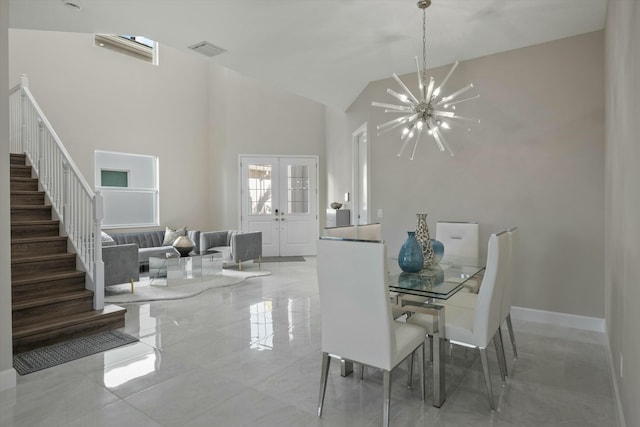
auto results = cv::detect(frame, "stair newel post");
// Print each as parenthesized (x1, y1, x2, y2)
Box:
(20, 74, 28, 154)
(93, 191, 105, 310)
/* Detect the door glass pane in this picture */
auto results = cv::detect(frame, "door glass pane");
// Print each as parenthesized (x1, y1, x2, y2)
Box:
(248, 164, 272, 215)
(287, 165, 309, 214)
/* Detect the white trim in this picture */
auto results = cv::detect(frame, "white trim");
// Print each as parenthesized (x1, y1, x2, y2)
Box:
(351, 122, 369, 225)
(0, 368, 16, 392)
(605, 335, 627, 427)
(511, 306, 605, 332)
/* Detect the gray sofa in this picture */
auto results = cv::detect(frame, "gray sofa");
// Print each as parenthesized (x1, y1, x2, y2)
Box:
(108, 230, 201, 270)
(200, 230, 262, 270)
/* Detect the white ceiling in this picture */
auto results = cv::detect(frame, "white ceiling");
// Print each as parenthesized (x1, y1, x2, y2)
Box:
(9, 0, 607, 110)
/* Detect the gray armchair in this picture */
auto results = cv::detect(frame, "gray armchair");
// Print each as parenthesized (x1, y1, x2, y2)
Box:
(103, 243, 140, 288)
(200, 230, 262, 270)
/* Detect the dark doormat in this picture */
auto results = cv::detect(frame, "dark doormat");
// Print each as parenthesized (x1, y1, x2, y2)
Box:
(13, 330, 139, 375)
(261, 256, 306, 263)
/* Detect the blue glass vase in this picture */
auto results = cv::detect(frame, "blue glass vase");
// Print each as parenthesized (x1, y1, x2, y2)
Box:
(431, 239, 445, 264)
(398, 231, 424, 273)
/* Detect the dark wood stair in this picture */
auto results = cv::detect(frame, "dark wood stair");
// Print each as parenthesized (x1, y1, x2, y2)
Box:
(10, 153, 126, 354)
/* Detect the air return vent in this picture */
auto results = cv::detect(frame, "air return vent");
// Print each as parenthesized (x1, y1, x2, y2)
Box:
(188, 41, 227, 57)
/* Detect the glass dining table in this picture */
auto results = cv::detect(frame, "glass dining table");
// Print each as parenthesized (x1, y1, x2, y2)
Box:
(388, 258, 485, 408)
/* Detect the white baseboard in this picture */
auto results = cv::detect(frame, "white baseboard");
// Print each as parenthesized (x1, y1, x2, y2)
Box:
(0, 367, 16, 392)
(606, 341, 627, 427)
(511, 306, 605, 332)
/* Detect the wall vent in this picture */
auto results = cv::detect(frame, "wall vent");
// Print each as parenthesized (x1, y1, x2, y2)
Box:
(188, 41, 227, 57)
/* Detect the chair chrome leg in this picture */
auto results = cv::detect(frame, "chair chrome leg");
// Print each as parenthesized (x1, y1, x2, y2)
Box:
(383, 370, 391, 427)
(358, 364, 365, 381)
(259, 255, 262, 269)
(479, 347, 496, 410)
(407, 353, 414, 388)
(506, 313, 518, 357)
(497, 326, 509, 378)
(238, 259, 242, 271)
(318, 352, 331, 417)
(340, 360, 353, 377)
(418, 343, 425, 402)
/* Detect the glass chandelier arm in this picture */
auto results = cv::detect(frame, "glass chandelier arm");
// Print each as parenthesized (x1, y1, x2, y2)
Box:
(432, 110, 456, 118)
(387, 88, 416, 105)
(434, 60, 459, 97)
(377, 113, 419, 135)
(371, 101, 412, 112)
(425, 76, 435, 102)
(438, 83, 475, 105)
(433, 127, 455, 156)
(409, 126, 424, 160)
(443, 94, 480, 108)
(428, 124, 445, 152)
(392, 74, 420, 104)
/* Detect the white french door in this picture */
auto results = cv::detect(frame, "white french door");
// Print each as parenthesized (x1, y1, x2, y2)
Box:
(240, 156, 318, 256)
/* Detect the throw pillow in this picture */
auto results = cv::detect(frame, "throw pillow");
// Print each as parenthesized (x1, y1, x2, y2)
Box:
(101, 231, 115, 247)
(162, 226, 187, 246)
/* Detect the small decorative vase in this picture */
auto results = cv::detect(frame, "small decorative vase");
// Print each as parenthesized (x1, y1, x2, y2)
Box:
(172, 235, 194, 257)
(415, 213, 435, 268)
(398, 231, 424, 273)
(431, 239, 445, 264)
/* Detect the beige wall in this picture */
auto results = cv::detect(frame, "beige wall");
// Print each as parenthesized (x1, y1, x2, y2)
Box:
(207, 65, 326, 230)
(8, 29, 327, 235)
(0, 0, 16, 392)
(8, 29, 211, 232)
(605, 1, 640, 425)
(332, 31, 605, 318)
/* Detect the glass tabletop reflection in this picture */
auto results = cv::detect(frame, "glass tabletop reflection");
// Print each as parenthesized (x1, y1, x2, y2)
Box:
(387, 258, 485, 299)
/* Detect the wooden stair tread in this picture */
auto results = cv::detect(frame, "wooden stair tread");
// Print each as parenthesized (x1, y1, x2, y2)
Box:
(12, 270, 86, 286)
(12, 252, 76, 264)
(10, 190, 44, 196)
(11, 205, 51, 209)
(11, 236, 67, 244)
(10, 177, 37, 182)
(13, 304, 127, 339)
(11, 219, 59, 226)
(13, 289, 94, 311)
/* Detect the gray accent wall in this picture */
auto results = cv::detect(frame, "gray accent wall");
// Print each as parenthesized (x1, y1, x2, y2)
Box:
(605, 1, 640, 426)
(331, 31, 605, 319)
(0, 0, 16, 392)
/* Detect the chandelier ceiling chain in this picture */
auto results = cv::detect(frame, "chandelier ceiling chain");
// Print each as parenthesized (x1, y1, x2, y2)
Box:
(372, 0, 479, 159)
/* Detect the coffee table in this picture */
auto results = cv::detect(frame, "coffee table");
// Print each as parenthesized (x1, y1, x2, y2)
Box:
(149, 250, 223, 286)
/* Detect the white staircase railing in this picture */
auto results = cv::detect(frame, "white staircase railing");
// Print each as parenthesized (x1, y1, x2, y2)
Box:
(9, 75, 105, 310)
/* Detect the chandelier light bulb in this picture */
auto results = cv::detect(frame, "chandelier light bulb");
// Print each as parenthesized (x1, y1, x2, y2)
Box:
(372, 0, 478, 159)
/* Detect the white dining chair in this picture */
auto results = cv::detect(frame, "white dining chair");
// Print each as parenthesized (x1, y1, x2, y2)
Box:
(502, 227, 519, 357)
(406, 231, 510, 410)
(316, 237, 427, 427)
(444, 227, 518, 360)
(436, 221, 479, 264)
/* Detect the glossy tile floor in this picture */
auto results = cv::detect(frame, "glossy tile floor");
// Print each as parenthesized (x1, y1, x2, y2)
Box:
(1, 258, 618, 426)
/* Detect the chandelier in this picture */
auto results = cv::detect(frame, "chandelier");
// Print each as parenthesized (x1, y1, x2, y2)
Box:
(372, 0, 479, 159)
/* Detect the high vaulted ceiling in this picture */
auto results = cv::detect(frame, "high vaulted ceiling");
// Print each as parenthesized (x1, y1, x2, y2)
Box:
(9, 0, 607, 110)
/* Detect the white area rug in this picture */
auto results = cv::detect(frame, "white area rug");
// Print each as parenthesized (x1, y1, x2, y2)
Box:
(105, 269, 271, 303)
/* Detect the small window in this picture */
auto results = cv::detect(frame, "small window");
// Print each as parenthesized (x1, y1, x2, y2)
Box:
(95, 34, 159, 65)
(95, 151, 159, 228)
(100, 170, 128, 188)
